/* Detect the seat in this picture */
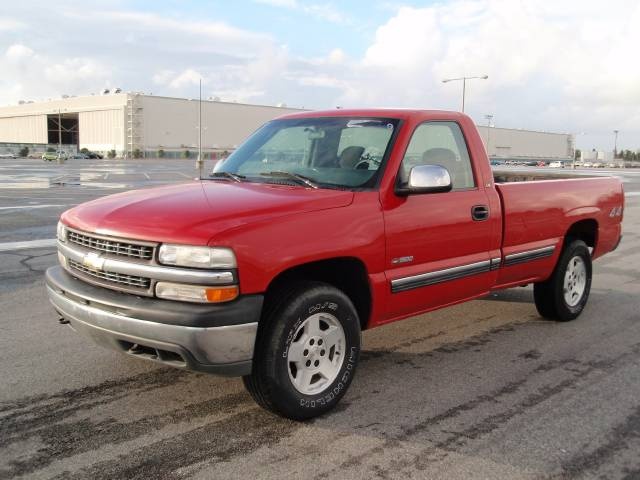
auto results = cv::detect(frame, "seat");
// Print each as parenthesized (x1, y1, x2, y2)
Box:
(421, 147, 465, 188)
(339, 146, 365, 169)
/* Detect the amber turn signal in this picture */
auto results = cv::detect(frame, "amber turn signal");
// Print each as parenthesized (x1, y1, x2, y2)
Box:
(205, 286, 239, 303)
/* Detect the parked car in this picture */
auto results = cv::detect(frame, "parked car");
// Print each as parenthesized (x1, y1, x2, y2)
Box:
(71, 153, 89, 159)
(583, 162, 593, 168)
(47, 109, 624, 420)
(86, 152, 104, 159)
(42, 151, 68, 162)
(0, 153, 18, 159)
(548, 161, 564, 168)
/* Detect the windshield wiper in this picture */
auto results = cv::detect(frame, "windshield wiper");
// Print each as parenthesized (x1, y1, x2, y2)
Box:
(209, 171, 245, 183)
(259, 171, 319, 189)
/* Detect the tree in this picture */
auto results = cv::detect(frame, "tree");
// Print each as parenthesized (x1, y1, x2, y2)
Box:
(80, 147, 89, 154)
(46, 146, 56, 153)
(107, 149, 116, 159)
(157, 149, 165, 158)
(133, 148, 142, 159)
(19, 146, 29, 157)
(182, 149, 191, 159)
(574, 149, 581, 160)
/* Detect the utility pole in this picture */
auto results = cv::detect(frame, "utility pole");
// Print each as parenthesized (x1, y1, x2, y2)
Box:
(613, 130, 619, 159)
(484, 114, 493, 157)
(57, 108, 63, 164)
(442, 75, 488, 113)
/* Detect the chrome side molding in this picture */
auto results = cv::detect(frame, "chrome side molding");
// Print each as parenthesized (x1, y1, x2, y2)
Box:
(391, 259, 492, 293)
(503, 245, 556, 267)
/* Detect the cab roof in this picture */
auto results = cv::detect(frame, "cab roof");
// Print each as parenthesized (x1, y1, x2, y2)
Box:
(275, 108, 469, 122)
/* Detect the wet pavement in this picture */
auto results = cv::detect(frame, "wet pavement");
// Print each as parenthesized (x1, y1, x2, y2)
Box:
(1, 159, 639, 479)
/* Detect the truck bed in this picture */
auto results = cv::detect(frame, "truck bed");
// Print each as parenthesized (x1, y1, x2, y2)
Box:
(492, 174, 624, 288)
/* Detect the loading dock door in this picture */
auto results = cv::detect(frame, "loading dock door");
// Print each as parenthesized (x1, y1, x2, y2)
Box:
(47, 113, 79, 147)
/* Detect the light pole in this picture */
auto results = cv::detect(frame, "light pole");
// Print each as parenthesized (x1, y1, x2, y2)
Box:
(196, 78, 204, 179)
(484, 114, 493, 157)
(442, 75, 488, 112)
(613, 130, 619, 161)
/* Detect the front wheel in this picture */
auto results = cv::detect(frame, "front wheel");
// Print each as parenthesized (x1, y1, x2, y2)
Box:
(533, 239, 592, 321)
(243, 281, 360, 420)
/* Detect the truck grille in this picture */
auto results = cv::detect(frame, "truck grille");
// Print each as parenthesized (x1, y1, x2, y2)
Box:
(67, 230, 155, 260)
(68, 259, 151, 289)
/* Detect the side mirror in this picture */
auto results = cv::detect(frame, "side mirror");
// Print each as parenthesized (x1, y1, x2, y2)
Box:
(396, 164, 452, 196)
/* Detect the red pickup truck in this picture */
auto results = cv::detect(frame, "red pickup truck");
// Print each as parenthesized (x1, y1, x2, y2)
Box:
(46, 109, 624, 420)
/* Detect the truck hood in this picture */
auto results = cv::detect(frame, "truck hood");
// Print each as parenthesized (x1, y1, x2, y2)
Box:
(63, 181, 354, 245)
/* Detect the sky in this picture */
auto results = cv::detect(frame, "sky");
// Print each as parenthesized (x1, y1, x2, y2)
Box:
(1, 0, 639, 151)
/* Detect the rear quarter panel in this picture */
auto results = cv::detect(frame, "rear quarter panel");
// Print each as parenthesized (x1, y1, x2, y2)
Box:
(494, 176, 623, 288)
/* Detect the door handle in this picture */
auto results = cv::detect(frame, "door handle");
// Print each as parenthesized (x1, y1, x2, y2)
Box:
(471, 205, 489, 221)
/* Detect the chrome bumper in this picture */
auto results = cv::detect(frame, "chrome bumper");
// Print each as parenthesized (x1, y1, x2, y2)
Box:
(46, 267, 260, 376)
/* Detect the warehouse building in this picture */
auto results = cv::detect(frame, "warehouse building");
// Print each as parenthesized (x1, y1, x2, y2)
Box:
(476, 125, 573, 160)
(0, 93, 573, 160)
(0, 92, 304, 158)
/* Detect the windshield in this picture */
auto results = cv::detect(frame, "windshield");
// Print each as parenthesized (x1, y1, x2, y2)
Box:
(212, 117, 399, 189)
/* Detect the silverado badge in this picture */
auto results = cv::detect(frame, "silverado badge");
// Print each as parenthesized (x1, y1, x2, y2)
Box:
(82, 252, 106, 271)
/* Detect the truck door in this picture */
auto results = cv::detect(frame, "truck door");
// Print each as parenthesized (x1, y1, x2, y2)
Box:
(383, 121, 497, 320)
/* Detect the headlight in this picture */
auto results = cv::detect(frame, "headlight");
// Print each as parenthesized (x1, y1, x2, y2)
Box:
(155, 282, 239, 303)
(57, 221, 67, 242)
(158, 244, 236, 269)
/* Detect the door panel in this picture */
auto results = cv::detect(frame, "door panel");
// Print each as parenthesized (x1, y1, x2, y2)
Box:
(383, 189, 495, 319)
(382, 121, 496, 320)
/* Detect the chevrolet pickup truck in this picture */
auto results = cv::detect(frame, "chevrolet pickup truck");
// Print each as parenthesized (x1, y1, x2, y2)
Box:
(46, 109, 624, 420)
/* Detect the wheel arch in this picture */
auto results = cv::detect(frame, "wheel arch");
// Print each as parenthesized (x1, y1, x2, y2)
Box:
(564, 219, 598, 250)
(264, 257, 372, 331)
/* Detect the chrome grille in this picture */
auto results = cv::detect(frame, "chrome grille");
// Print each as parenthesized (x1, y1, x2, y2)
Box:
(67, 230, 154, 260)
(68, 259, 151, 289)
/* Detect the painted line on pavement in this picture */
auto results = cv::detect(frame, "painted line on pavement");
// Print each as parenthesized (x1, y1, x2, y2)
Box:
(626, 191, 640, 197)
(0, 238, 57, 252)
(0, 204, 69, 210)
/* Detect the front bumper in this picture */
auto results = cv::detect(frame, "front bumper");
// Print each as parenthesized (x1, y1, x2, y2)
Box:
(46, 266, 263, 376)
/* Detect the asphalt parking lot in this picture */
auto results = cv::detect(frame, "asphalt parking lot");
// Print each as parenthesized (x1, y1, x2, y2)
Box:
(1, 158, 640, 479)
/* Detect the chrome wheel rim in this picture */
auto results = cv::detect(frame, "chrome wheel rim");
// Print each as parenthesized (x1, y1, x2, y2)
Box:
(287, 312, 346, 395)
(563, 256, 587, 307)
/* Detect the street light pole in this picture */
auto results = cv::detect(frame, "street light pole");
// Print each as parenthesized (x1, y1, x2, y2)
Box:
(442, 75, 488, 113)
(58, 108, 62, 154)
(613, 130, 619, 159)
(196, 78, 203, 179)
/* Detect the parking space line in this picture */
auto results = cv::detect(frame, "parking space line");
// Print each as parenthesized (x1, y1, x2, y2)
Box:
(0, 204, 69, 210)
(0, 238, 57, 252)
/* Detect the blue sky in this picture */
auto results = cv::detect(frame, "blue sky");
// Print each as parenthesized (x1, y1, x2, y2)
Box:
(1, 0, 639, 150)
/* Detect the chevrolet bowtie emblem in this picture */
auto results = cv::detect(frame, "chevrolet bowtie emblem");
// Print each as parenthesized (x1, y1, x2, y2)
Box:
(82, 252, 106, 271)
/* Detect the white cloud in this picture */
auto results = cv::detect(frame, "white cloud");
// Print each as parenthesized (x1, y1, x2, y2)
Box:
(0, 18, 25, 31)
(5, 44, 34, 61)
(331, 0, 640, 148)
(167, 69, 203, 89)
(252, 0, 347, 24)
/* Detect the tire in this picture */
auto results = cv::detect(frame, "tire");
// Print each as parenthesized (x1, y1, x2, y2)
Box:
(533, 239, 592, 321)
(243, 281, 361, 420)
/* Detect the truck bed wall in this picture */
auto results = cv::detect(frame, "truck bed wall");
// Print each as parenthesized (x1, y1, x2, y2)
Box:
(493, 176, 623, 288)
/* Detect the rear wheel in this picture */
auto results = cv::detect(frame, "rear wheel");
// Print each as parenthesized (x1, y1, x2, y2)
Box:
(533, 239, 592, 321)
(243, 281, 360, 420)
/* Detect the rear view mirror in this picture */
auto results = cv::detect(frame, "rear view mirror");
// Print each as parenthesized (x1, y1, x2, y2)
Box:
(396, 164, 452, 196)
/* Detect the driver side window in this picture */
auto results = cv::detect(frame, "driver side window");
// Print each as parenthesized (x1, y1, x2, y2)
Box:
(400, 122, 475, 190)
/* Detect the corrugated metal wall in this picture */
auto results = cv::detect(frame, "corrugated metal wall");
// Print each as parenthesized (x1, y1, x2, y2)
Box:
(0, 115, 47, 143)
(140, 96, 303, 150)
(476, 125, 572, 159)
(79, 109, 125, 151)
